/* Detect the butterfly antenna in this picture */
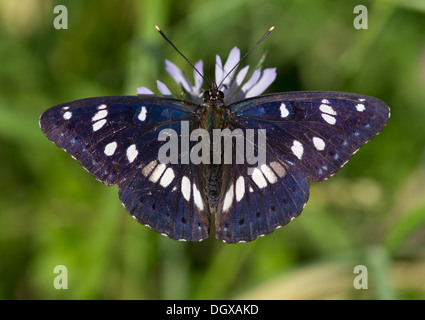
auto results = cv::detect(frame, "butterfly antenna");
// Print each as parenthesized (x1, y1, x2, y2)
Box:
(155, 26, 210, 88)
(217, 26, 274, 90)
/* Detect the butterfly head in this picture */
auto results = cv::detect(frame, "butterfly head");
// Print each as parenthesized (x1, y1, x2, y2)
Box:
(202, 82, 224, 104)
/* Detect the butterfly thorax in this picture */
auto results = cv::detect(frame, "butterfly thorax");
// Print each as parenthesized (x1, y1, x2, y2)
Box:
(198, 82, 226, 132)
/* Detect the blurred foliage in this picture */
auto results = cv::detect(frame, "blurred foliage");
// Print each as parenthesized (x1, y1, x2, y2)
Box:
(0, 0, 424, 300)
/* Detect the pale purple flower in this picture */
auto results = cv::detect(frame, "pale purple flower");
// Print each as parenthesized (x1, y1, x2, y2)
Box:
(137, 46, 276, 105)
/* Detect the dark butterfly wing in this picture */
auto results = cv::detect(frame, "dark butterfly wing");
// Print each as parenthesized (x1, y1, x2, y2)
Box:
(215, 158, 309, 243)
(214, 91, 389, 242)
(40, 96, 210, 241)
(40, 96, 194, 185)
(116, 119, 211, 242)
(228, 91, 390, 181)
(118, 161, 210, 242)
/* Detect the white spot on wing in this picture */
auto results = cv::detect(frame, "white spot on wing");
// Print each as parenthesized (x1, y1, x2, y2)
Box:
(181, 176, 191, 201)
(193, 183, 204, 211)
(269, 161, 286, 178)
(280, 103, 289, 118)
(104, 141, 117, 156)
(321, 99, 330, 104)
(142, 160, 157, 177)
(319, 104, 337, 115)
(312, 137, 325, 151)
(149, 163, 166, 183)
(92, 109, 108, 122)
(159, 167, 175, 188)
(138, 106, 148, 121)
(63, 111, 72, 120)
(321, 113, 336, 125)
(252, 168, 267, 189)
(356, 103, 365, 112)
(235, 176, 245, 202)
(291, 140, 304, 160)
(126, 144, 138, 163)
(222, 184, 234, 212)
(260, 164, 277, 184)
(92, 119, 106, 131)
(97, 104, 107, 110)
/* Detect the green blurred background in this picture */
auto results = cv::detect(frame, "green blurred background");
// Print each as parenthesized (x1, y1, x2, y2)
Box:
(1, 0, 425, 300)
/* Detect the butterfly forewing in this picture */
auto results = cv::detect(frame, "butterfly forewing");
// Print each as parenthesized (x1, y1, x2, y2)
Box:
(228, 91, 390, 182)
(40, 96, 195, 185)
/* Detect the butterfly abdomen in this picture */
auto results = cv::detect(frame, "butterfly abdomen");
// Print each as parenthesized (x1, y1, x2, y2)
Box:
(193, 99, 225, 213)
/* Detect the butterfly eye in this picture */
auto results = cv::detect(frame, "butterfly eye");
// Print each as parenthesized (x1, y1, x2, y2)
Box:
(219, 91, 224, 100)
(202, 91, 210, 100)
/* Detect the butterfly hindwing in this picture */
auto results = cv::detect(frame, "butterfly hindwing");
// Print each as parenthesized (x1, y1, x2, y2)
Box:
(117, 115, 212, 242)
(118, 161, 210, 242)
(215, 158, 309, 243)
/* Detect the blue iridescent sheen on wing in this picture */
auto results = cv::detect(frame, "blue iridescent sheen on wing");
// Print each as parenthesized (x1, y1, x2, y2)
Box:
(118, 161, 210, 242)
(40, 96, 195, 185)
(215, 159, 309, 243)
(228, 91, 390, 181)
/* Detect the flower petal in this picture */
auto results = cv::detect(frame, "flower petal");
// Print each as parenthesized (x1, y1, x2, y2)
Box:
(223, 47, 240, 75)
(245, 68, 276, 98)
(219, 47, 240, 89)
(156, 80, 173, 98)
(137, 87, 156, 96)
(165, 59, 193, 93)
(193, 60, 204, 92)
(224, 65, 250, 104)
(215, 55, 224, 85)
(235, 65, 249, 87)
(241, 69, 261, 93)
(147, 45, 276, 104)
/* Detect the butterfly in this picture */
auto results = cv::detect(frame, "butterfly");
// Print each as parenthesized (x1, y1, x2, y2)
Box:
(40, 82, 390, 243)
(40, 28, 390, 243)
